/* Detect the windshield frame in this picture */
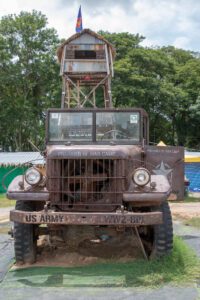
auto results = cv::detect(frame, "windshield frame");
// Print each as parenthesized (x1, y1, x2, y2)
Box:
(46, 108, 148, 145)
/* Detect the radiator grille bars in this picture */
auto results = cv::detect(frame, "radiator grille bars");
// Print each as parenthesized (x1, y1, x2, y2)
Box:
(47, 158, 126, 210)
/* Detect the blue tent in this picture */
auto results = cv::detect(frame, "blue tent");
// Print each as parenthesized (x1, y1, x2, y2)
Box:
(185, 151, 200, 192)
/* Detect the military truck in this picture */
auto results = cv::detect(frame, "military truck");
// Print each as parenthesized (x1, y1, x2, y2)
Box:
(7, 29, 184, 264)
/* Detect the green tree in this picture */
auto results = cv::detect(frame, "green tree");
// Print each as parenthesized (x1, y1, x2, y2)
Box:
(0, 11, 61, 151)
(162, 47, 200, 147)
(100, 32, 200, 146)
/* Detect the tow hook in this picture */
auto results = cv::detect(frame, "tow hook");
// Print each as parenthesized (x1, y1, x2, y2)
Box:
(44, 201, 50, 212)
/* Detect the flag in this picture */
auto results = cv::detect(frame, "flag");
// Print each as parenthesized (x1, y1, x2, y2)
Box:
(76, 6, 83, 33)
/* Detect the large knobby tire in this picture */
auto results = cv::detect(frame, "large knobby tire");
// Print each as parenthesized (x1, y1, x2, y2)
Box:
(14, 201, 37, 264)
(151, 201, 173, 258)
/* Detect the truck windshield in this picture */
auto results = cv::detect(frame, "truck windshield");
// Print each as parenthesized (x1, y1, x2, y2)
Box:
(96, 112, 140, 141)
(49, 112, 93, 141)
(48, 111, 140, 142)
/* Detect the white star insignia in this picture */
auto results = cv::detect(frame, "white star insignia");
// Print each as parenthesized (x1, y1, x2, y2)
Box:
(152, 161, 172, 177)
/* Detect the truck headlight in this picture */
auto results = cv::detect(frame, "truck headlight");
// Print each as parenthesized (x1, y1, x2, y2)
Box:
(132, 168, 150, 186)
(25, 167, 42, 186)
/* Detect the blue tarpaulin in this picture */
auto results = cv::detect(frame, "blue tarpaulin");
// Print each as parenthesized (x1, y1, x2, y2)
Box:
(185, 163, 200, 192)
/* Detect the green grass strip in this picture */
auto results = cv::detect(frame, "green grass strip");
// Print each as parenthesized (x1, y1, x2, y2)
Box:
(1, 236, 200, 289)
(0, 194, 15, 208)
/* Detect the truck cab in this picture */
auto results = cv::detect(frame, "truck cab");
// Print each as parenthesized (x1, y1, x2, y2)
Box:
(45, 108, 152, 213)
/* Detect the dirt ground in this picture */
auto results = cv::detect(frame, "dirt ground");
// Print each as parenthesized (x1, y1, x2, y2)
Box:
(21, 229, 143, 268)
(170, 202, 200, 219)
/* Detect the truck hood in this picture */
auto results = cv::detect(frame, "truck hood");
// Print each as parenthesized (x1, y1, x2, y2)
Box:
(47, 145, 142, 159)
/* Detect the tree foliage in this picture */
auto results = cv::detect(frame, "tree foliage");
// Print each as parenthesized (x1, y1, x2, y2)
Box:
(0, 12, 200, 151)
(0, 11, 61, 151)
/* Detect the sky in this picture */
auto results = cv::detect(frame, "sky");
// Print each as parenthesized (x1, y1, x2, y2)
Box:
(0, 0, 200, 51)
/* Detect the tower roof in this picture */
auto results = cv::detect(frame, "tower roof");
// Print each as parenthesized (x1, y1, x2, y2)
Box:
(57, 28, 116, 62)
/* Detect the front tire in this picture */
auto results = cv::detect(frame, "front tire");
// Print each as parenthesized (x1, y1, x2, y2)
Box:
(137, 201, 173, 259)
(151, 201, 173, 258)
(14, 201, 37, 264)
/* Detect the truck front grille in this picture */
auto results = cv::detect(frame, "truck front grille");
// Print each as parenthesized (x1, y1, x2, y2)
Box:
(47, 158, 126, 211)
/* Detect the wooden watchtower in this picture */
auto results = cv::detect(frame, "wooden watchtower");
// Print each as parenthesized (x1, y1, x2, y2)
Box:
(57, 29, 115, 108)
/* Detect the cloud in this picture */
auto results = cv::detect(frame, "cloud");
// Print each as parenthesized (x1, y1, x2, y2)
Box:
(173, 36, 190, 49)
(0, 0, 200, 51)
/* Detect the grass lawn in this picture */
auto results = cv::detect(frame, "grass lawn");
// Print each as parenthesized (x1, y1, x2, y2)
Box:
(184, 217, 200, 228)
(171, 195, 200, 203)
(0, 194, 15, 208)
(184, 196, 200, 202)
(2, 236, 200, 288)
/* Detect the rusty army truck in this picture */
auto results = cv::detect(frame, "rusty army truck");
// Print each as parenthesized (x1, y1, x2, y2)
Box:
(7, 29, 184, 264)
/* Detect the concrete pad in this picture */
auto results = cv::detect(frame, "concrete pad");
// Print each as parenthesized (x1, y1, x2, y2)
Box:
(0, 286, 198, 300)
(0, 234, 14, 282)
(173, 220, 200, 257)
